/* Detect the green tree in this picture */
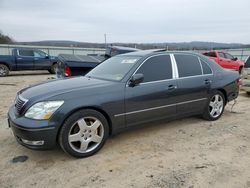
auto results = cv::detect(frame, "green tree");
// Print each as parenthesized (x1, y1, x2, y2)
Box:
(0, 31, 14, 44)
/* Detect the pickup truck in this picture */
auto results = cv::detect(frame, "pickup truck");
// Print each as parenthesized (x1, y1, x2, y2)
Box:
(0, 48, 58, 76)
(203, 50, 245, 73)
(57, 46, 139, 77)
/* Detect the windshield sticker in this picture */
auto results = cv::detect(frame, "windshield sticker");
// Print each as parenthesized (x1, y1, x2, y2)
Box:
(121, 59, 137, 64)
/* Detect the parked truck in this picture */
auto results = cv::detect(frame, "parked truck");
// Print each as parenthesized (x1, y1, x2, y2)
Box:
(203, 50, 245, 73)
(0, 48, 58, 76)
(56, 46, 140, 77)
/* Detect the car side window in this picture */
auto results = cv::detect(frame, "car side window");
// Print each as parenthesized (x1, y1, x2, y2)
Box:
(34, 51, 47, 58)
(224, 53, 234, 60)
(175, 54, 202, 77)
(204, 52, 216, 57)
(218, 52, 225, 58)
(200, 59, 212, 74)
(18, 50, 34, 57)
(136, 55, 172, 83)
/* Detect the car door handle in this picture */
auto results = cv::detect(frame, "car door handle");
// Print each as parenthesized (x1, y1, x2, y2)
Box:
(17, 57, 22, 60)
(168, 85, 177, 90)
(204, 79, 212, 85)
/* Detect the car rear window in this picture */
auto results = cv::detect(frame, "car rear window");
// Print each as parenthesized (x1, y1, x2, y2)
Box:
(203, 52, 216, 57)
(18, 50, 34, 57)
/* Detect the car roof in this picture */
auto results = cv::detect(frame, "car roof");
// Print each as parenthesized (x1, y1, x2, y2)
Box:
(107, 46, 139, 51)
(120, 49, 203, 57)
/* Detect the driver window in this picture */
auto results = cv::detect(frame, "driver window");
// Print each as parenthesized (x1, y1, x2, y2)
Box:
(136, 55, 172, 83)
(34, 51, 46, 58)
(224, 53, 234, 60)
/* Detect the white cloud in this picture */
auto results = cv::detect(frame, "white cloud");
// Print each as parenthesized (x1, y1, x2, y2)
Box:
(0, 0, 249, 43)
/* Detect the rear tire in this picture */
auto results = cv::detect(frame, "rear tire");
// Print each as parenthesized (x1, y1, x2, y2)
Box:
(247, 92, 250, 96)
(202, 91, 225, 121)
(48, 63, 57, 74)
(0, 64, 9, 77)
(59, 109, 109, 158)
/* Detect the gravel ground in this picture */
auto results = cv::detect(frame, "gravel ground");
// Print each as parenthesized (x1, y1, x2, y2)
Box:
(0, 71, 250, 188)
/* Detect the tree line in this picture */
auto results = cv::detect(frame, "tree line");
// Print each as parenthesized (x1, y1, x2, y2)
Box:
(0, 31, 14, 44)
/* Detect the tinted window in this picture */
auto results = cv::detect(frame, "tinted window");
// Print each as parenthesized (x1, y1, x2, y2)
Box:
(218, 52, 225, 58)
(224, 53, 234, 60)
(18, 50, 34, 57)
(175, 54, 202, 77)
(203, 52, 216, 57)
(136, 55, 172, 82)
(245, 56, 250, 68)
(201, 59, 212, 74)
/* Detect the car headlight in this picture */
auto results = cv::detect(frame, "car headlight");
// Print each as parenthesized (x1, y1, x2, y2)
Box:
(25, 101, 64, 120)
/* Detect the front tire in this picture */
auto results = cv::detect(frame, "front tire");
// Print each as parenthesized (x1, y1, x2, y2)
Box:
(239, 67, 243, 74)
(202, 91, 225, 121)
(0, 64, 9, 77)
(59, 109, 109, 158)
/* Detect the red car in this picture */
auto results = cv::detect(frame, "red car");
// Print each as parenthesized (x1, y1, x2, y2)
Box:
(203, 50, 245, 73)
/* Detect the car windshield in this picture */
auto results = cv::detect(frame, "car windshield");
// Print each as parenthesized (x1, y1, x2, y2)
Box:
(86, 56, 140, 81)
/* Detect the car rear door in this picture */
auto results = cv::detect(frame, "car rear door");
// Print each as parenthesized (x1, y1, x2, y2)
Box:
(124, 54, 178, 127)
(173, 53, 213, 115)
(16, 49, 34, 70)
(33, 50, 51, 70)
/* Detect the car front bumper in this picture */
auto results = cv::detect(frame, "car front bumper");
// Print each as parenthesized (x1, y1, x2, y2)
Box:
(8, 105, 58, 150)
(241, 79, 250, 92)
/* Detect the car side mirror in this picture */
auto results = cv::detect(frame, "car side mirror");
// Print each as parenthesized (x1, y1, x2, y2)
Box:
(45, 54, 49, 59)
(129, 73, 144, 87)
(232, 57, 238, 61)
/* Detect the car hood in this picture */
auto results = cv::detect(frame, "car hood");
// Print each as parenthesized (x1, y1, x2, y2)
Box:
(19, 76, 115, 101)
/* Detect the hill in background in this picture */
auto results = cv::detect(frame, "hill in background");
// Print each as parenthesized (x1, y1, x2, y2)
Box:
(17, 40, 250, 50)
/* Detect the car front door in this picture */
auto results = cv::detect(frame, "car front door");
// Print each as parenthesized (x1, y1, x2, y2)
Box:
(224, 53, 239, 70)
(124, 54, 177, 127)
(218, 52, 232, 69)
(16, 49, 34, 70)
(33, 50, 51, 70)
(173, 54, 213, 115)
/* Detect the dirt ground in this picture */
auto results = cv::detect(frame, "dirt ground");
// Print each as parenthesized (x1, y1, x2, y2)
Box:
(0, 71, 250, 188)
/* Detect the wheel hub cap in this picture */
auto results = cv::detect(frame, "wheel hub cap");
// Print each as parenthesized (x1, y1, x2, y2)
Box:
(209, 94, 224, 118)
(68, 117, 104, 153)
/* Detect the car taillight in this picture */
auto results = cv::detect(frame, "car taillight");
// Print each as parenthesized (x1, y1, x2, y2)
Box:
(64, 65, 71, 77)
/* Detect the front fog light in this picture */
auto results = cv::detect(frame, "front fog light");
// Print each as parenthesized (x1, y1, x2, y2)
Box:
(21, 139, 44, 146)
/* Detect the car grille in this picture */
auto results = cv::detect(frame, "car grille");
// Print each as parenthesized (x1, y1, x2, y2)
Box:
(15, 95, 28, 114)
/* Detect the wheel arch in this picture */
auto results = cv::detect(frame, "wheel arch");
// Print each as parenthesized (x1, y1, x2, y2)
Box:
(217, 88, 227, 104)
(0, 62, 10, 70)
(56, 106, 113, 142)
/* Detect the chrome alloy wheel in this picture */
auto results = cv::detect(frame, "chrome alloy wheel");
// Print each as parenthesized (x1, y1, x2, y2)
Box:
(209, 94, 224, 118)
(0, 66, 7, 76)
(68, 117, 104, 153)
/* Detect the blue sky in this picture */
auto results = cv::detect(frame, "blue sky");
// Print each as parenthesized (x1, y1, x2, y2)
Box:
(0, 0, 250, 43)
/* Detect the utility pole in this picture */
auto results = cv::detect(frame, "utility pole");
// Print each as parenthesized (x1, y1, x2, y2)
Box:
(104, 33, 107, 47)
